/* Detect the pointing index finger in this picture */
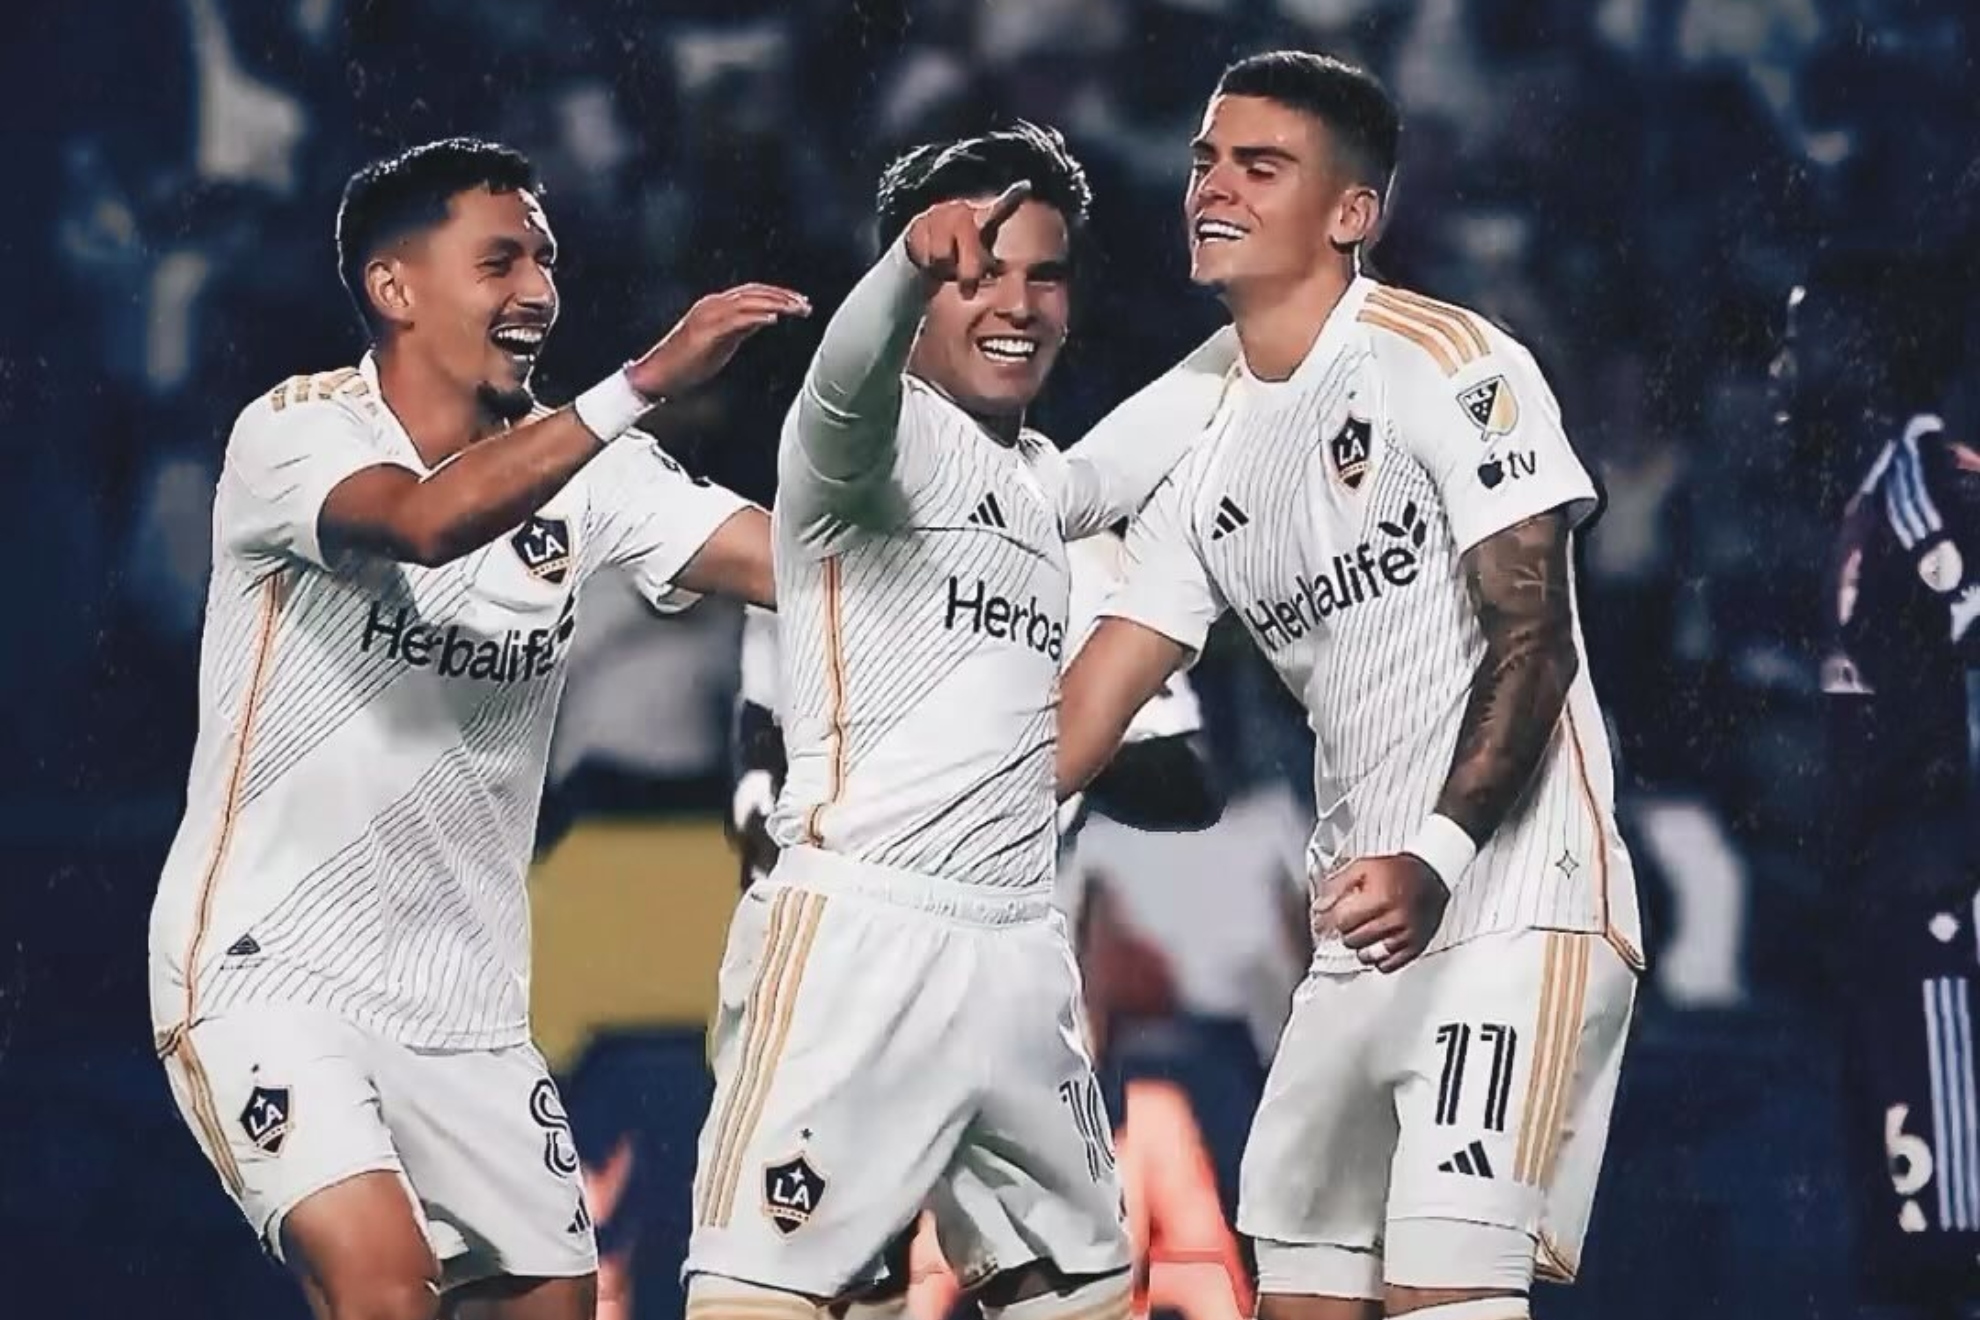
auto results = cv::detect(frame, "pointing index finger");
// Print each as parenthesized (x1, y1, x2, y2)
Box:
(977, 179, 1033, 243)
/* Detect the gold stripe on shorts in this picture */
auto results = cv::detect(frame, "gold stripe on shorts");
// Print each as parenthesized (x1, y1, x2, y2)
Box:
(711, 892, 828, 1226)
(1533, 934, 1592, 1187)
(698, 891, 829, 1227)
(695, 889, 798, 1221)
(1514, 932, 1590, 1185)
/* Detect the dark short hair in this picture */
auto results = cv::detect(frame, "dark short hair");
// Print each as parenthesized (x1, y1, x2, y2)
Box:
(874, 120, 1092, 253)
(336, 137, 540, 335)
(1215, 51, 1400, 197)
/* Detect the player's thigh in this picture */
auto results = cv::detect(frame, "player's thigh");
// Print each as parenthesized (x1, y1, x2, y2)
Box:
(686, 883, 978, 1298)
(159, 1004, 418, 1267)
(283, 1170, 445, 1320)
(953, 916, 1132, 1281)
(1384, 929, 1636, 1291)
(1238, 970, 1398, 1305)
(377, 1038, 598, 1293)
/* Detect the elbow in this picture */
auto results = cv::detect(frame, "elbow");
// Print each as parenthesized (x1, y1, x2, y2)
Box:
(399, 522, 464, 569)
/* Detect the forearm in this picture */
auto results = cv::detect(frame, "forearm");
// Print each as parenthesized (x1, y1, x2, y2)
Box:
(339, 407, 611, 567)
(1056, 620, 1188, 800)
(1434, 511, 1578, 844)
(794, 241, 928, 481)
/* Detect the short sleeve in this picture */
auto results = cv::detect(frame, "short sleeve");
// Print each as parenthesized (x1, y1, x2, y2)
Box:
(1099, 471, 1226, 657)
(219, 389, 413, 572)
(1389, 334, 1598, 555)
(587, 432, 754, 614)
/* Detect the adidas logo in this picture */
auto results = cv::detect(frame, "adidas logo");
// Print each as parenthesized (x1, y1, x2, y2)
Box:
(969, 492, 1008, 529)
(568, 1197, 592, 1235)
(1437, 1140, 1495, 1178)
(226, 934, 261, 957)
(1210, 496, 1250, 541)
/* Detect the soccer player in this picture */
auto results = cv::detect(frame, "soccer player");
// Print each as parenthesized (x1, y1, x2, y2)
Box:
(1056, 53, 1642, 1320)
(147, 138, 806, 1320)
(1803, 262, 1980, 1312)
(682, 123, 1234, 1320)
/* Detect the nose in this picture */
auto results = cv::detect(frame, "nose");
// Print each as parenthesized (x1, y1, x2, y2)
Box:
(1192, 161, 1237, 210)
(516, 260, 557, 312)
(986, 268, 1037, 326)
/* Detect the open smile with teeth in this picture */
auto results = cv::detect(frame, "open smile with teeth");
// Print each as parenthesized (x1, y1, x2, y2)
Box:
(491, 324, 547, 357)
(977, 337, 1038, 364)
(1195, 218, 1248, 244)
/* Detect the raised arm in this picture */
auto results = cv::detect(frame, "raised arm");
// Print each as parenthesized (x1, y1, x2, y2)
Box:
(324, 284, 806, 568)
(786, 183, 1034, 505)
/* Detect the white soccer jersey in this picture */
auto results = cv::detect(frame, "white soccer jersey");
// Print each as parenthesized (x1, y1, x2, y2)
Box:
(772, 377, 1082, 895)
(1104, 278, 1643, 974)
(149, 356, 750, 1049)
(768, 243, 1228, 897)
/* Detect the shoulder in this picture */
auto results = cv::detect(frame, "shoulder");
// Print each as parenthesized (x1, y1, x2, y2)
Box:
(232, 365, 381, 447)
(1354, 285, 1554, 433)
(1354, 282, 1505, 383)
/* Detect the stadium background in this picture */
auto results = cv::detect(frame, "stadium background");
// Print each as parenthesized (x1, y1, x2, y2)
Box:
(8, 0, 1978, 1315)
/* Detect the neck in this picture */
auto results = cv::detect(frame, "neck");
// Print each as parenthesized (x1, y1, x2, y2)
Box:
(374, 340, 503, 468)
(909, 369, 1025, 447)
(1225, 260, 1356, 382)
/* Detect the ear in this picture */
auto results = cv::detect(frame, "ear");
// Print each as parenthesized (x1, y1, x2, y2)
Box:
(1328, 185, 1383, 253)
(364, 256, 415, 330)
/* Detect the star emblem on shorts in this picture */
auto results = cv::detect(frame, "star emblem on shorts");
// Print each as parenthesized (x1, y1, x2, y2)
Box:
(1555, 849, 1579, 877)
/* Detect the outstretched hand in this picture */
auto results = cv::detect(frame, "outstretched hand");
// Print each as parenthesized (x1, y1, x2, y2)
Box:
(904, 180, 1031, 299)
(630, 283, 812, 399)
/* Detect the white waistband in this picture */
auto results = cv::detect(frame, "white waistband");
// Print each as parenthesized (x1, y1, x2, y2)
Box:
(768, 846, 1057, 927)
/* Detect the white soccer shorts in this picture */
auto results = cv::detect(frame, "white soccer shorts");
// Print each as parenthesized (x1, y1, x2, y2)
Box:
(159, 1003, 597, 1288)
(1239, 927, 1636, 1296)
(684, 846, 1132, 1298)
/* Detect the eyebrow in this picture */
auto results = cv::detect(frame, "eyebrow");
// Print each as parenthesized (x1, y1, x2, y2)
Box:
(481, 235, 558, 262)
(1190, 139, 1299, 166)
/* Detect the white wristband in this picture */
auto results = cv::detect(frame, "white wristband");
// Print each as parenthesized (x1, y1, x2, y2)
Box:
(1404, 813, 1477, 891)
(573, 366, 656, 442)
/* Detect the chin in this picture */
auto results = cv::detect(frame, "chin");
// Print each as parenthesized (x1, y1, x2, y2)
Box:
(476, 380, 536, 424)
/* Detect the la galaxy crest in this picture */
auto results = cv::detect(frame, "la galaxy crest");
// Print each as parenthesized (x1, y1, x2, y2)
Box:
(511, 515, 573, 585)
(1329, 414, 1373, 491)
(762, 1152, 827, 1235)
(239, 1082, 293, 1155)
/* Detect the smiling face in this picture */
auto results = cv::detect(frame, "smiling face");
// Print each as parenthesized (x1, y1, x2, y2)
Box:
(369, 185, 560, 422)
(1184, 94, 1377, 298)
(906, 196, 1073, 428)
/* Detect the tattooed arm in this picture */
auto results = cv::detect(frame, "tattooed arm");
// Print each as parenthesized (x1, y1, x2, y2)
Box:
(1434, 509, 1580, 842)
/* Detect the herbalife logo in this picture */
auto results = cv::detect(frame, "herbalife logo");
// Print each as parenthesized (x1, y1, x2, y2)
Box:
(1242, 502, 1427, 651)
(360, 595, 577, 683)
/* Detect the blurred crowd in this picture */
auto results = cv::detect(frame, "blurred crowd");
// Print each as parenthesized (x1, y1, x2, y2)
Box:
(20, 0, 1977, 1014)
